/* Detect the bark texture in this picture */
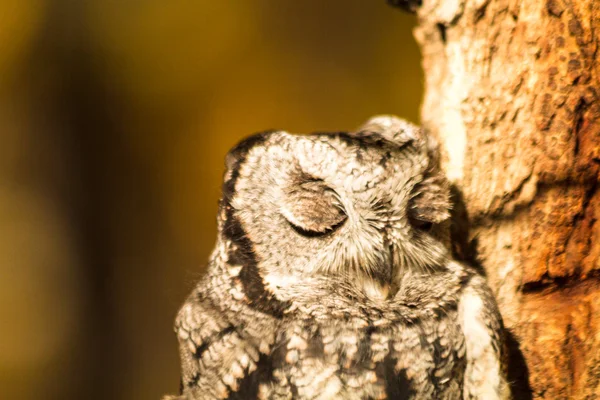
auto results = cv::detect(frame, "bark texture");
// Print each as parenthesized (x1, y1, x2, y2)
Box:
(413, 0, 600, 398)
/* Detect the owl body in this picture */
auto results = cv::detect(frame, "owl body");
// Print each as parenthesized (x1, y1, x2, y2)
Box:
(169, 117, 509, 400)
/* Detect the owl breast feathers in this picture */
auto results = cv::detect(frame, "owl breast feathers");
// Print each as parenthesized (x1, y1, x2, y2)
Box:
(167, 116, 510, 400)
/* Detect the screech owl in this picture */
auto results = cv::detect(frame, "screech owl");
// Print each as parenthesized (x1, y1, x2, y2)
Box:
(165, 116, 510, 400)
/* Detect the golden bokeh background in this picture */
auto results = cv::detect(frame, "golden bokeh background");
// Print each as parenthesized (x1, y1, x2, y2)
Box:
(0, 1, 422, 398)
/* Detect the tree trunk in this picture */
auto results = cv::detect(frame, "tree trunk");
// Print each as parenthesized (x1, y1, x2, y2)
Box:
(411, 0, 600, 398)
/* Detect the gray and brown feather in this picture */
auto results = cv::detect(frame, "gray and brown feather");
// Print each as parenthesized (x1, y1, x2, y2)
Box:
(166, 116, 510, 400)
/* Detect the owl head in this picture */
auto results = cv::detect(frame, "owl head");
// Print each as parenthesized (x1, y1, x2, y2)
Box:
(218, 116, 451, 306)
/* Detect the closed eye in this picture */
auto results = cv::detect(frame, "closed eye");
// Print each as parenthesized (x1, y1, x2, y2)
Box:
(408, 217, 433, 232)
(287, 213, 347, 237)
(281, 175, 347, 237)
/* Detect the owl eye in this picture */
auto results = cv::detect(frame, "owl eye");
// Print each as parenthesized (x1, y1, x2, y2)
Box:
(408, 217, 434, 232)
(408, 173, 451, 231)
(281, 177, 347, 237)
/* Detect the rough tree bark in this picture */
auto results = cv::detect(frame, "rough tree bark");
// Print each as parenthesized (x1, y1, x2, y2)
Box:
(404, 0, 600, 398)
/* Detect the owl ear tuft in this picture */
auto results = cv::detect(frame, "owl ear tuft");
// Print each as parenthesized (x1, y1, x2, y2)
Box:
(353, 115, 423, 148)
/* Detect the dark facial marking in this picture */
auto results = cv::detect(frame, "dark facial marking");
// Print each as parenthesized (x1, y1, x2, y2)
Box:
(223, 131, 275, 202)
(221, 131, 291, 318)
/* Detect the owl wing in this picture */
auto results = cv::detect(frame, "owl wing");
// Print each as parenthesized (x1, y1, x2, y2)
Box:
(172, 289, 281, 400)
(458, 275, 511, 400)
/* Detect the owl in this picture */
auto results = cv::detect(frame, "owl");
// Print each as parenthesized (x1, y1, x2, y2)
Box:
(165, 116, 510, 400)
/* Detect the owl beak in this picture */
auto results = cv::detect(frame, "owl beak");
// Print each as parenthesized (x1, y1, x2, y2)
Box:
(367, 243, 395, 287)
(362, 279, 392, 301)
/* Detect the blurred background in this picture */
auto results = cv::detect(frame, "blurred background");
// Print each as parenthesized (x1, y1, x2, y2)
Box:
(0, 1, 422, 398)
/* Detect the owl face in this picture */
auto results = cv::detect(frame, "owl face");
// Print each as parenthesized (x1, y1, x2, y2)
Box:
(221, 117, 451, 302)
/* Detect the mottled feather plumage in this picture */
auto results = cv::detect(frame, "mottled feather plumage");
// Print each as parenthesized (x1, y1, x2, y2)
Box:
(166, 116, 510, 400)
